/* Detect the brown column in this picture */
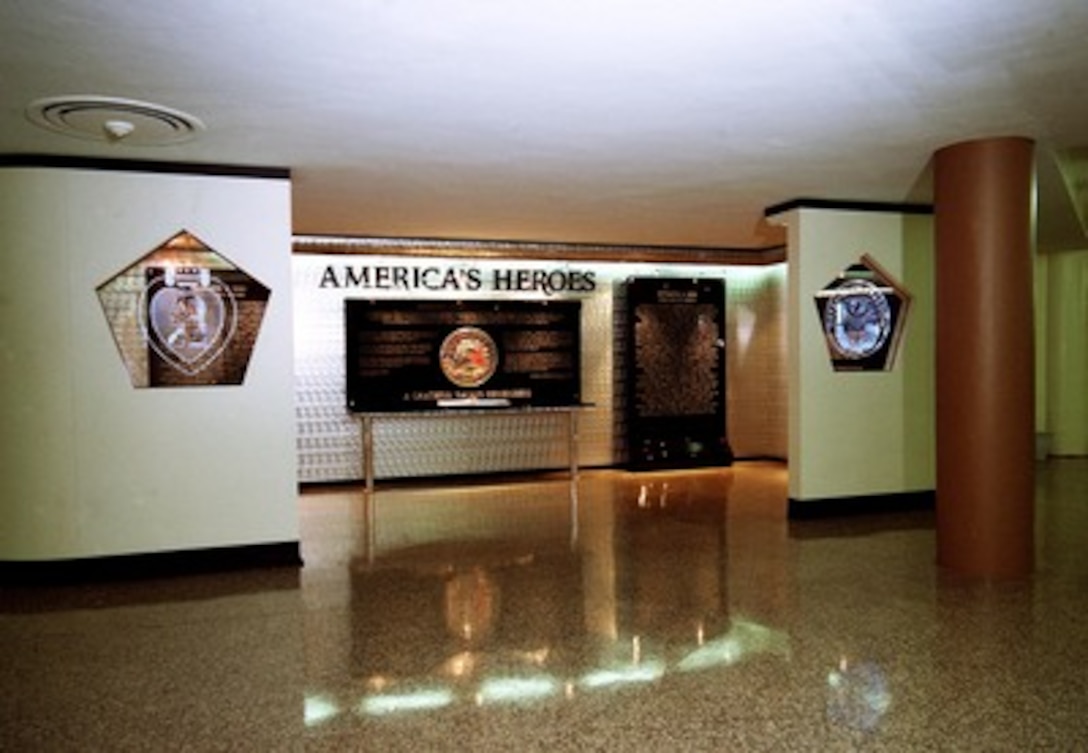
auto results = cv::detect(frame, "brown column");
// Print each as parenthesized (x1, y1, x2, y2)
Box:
(934, 137, 1035, 578)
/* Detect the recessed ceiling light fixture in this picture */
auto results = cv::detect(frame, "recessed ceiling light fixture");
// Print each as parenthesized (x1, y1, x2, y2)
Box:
(25, 95, 205, 146)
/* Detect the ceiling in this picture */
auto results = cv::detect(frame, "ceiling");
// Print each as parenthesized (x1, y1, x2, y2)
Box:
(3, 0, 1088, 252)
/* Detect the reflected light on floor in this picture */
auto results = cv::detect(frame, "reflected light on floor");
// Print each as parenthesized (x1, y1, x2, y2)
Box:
(303, 694, 340, 728)
(826, 657, 892, 733)
(359, 688, 455, 716)
(8, 460, 1088, 750)
(476, 675, 562, 706)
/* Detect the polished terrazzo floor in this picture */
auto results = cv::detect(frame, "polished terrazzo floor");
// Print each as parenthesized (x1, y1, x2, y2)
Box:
(2, 459, 1087, 751)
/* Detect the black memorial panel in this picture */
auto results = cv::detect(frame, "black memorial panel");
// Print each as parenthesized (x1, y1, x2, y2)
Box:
(625, 278, 732, 469)
(346, 299, 581, 412)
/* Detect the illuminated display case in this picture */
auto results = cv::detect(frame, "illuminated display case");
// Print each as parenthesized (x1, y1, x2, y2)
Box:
(813, 255, 911, 372)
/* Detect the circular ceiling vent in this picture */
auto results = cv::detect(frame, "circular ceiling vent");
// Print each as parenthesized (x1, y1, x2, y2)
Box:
(26, 95, 205, 146)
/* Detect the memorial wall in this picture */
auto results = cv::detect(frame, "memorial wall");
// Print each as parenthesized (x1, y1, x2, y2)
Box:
(345, 299, 582, 412)
(293, 251, 787, 483)
(626, 278, 731, 469)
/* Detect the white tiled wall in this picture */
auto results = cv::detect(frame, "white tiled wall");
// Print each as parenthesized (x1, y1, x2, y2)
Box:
(725, 265, 788, 459)
(293, 254, 786, 483)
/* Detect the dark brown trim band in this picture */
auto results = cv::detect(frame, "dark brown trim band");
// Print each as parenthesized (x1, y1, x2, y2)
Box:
(293, 234, 786, 266)
(764, 197, 933, 218)
(788, 490, 935, 520)
(0, 153, 290, 180)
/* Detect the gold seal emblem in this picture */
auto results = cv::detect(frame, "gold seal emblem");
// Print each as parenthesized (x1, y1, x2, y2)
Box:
(439, 326, 498, 388)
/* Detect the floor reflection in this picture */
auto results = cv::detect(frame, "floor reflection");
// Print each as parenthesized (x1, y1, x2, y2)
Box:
(302, 464, 793, 724)
(5, 460, 1088, 750)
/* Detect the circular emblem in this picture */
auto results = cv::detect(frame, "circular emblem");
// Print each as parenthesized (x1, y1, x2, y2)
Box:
(440, 327, 498, 388)
(823, 279, 892, 359)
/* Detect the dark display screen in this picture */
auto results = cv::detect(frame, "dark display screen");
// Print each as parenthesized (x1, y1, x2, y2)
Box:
(625, 277, 732, 469)
(345, 299, 582, 412)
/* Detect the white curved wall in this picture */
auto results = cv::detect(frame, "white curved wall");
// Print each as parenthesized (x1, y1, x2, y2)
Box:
(0, 166, 297, 561)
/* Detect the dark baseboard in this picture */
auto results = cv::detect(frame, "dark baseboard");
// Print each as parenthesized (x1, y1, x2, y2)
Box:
(0, 541, 301, 586)
(789, 490, 936, 520)
(299, 463, 627, 491)
(299, 459, 781, 491)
